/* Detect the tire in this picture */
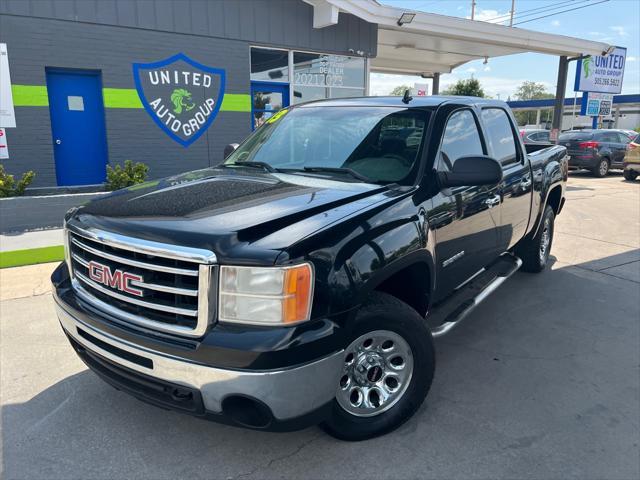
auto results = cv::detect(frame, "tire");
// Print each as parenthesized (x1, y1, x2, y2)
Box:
(515, 205, 555, 273)
(592, 158, 609, 177)
(623, 169, 638, 181)
(320, 292, 435, 441)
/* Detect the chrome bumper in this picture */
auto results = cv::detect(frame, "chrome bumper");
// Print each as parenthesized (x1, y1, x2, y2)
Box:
(56, 303, 343, 420)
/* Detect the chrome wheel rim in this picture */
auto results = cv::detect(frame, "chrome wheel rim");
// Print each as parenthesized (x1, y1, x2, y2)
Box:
(599, 160, 608, 176)
(336, 330, 414, 418)
(539, 217, 551, 262)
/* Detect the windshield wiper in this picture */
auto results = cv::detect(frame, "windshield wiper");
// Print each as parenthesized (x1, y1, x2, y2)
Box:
(233, 161, 276, 172)
(302, 166, 374, 183)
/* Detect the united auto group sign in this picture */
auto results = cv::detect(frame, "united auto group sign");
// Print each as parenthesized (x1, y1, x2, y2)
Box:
(133, 53, 225, 147)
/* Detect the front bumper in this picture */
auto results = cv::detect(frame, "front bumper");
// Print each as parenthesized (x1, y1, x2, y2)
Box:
(55, 299, 344, 430)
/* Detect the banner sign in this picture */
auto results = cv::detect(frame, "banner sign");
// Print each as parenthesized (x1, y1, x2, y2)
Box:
(133, 53, 225, 147)
(0, 44, 16, 128)
(0, 128, 8, 159)
(574, 46, 626, 94)
(580, 92, 614, 116)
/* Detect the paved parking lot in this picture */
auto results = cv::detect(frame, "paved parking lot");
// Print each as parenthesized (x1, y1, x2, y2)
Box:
(2, 172, 639, 480)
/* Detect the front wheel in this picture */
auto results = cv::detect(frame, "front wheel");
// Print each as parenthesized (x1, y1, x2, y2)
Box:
(592, 158, 609, 177)
(515, 204, 555, 273)
(623, 169, 638, 181)
(320, 292, 435, 441)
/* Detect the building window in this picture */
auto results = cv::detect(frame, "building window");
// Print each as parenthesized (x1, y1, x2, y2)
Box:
(292, 52, 365, 104)
(250, 47, 289, 83)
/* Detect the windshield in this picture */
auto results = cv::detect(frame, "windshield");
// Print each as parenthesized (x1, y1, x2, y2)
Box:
(225, 106, 430, 184)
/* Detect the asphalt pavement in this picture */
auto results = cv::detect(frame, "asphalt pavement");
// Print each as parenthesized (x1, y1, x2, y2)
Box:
(1, 171, 639, 480)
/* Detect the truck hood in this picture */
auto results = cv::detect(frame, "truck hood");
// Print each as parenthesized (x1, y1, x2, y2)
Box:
(71, 167, 391, 264)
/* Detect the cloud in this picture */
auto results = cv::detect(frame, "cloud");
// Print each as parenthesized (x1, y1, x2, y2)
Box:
(627, 56, 637, 62)
(369, 72, 424, 96)
(466, 9, 510, 23)
(466, 67, 477, 73)
(483, 66, 491, 72)
(551, 20, 560, 27)
(610, 25, 628, 36)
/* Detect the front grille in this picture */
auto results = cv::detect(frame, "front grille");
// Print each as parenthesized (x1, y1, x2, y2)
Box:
(66, 225, 216, 337)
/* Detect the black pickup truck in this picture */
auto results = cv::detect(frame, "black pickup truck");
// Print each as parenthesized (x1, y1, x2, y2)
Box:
(52, 96, 567, 441)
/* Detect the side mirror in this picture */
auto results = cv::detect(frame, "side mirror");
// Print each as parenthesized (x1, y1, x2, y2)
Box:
(438, 155, 503, 188)
(223, 143, 239, 159)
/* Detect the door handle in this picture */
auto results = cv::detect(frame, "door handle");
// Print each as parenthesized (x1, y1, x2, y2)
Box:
(55, 139, 62, 145)
(484, 195, 501, 208)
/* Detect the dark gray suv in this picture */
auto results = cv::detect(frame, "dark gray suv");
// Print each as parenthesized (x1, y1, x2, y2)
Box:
(559, 129, 631, 177)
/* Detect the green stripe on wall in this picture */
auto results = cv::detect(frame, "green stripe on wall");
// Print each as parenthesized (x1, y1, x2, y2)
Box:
(103, 88, 143, 108)
(12, 85, 49, 106)
(12, 85, 251, 112)
(221, 94, 251, 112)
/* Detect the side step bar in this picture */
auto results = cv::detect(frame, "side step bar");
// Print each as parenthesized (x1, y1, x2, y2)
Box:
(429, 254, 523, 338)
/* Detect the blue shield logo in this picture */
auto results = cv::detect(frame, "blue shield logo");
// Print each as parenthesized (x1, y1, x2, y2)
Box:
(133, 53, 225, 147)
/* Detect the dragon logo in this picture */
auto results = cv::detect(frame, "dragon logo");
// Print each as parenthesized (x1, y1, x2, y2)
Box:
(170, 88, 195, 115)
(133, 53, 225, 147)
(583, 56, 592, 78)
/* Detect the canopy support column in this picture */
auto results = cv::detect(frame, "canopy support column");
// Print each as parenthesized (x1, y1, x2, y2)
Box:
(432, 73, 440, 95)
(551, 55, 568, 142)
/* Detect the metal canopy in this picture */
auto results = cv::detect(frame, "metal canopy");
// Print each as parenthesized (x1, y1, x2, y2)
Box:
(304, 0, 612, 75)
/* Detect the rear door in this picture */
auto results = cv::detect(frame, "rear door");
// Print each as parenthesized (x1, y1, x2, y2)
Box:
(429, 107, 502, 300)
(481, 107, 532, 250)
(612, 132, 631, 165)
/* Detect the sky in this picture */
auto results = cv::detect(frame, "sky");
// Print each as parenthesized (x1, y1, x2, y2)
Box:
(370, 0, 640, 99)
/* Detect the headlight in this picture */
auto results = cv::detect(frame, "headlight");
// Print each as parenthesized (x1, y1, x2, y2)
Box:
(218, 263, 314, 326)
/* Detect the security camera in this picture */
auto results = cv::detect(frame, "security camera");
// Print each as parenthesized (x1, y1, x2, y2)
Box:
(602, 45, 616, 56)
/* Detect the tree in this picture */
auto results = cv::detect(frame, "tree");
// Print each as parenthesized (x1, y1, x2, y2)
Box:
(514, 81, 554, 101)
(389, 85, 411, 96)
(513, 81, 555, 126)
(441, 78, 485, 97)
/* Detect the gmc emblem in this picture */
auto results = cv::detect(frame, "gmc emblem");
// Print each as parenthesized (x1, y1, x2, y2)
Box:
(88, 261, 144, 297)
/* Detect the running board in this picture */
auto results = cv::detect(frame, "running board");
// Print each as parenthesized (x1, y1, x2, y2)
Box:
(429, 254, 523, 338)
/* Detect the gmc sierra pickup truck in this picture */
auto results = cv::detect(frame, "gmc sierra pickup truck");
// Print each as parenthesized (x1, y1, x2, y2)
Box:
(52, 96, 567, 441)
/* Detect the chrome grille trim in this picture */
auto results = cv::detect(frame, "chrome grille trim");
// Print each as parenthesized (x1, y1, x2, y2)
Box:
(74, 270, 198, 317)
(67, 223, 217, 263)
(71, 236, 199, 276)
(72, 280, 208, 336)
(65, 223, 216, 338)
(73, 250, 197, 296)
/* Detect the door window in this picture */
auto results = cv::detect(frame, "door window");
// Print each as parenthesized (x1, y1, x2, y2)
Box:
(439, 109, 484, 171)
(615, 132, 630, 143)
(482, 108, 519, 165)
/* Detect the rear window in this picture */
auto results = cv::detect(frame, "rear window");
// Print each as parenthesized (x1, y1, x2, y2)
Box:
(559, 132, 593, 141)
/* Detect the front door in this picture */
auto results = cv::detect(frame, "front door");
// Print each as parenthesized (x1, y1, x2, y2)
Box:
(250, 81, 289, 130)
(481, 107, 532, 250)
(46, 69, 108, 186)
(429, 107, 501, 301)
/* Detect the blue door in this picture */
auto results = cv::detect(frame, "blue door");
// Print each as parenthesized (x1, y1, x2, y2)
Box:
(46, 69, 108, 186)
(251, 81, 289, 130)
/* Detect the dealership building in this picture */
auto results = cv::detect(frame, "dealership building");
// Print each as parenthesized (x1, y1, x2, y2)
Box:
(0, 0, 610, 189)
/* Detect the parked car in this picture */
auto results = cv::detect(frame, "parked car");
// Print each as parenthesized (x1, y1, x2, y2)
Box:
(559, 129, 631, 177)
(613, 129, 639, 141)
(623, 133, 640, 181)
(52, 97, 567, 441)
(521, 129, 551, 145)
